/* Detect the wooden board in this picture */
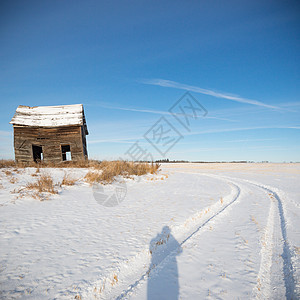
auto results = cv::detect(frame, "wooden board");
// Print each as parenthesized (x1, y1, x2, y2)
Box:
(13, 125, 88, 163)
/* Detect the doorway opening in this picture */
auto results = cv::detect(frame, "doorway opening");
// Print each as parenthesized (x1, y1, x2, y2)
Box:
(32, 145, 43, 162)
(61, 145, 71, 161)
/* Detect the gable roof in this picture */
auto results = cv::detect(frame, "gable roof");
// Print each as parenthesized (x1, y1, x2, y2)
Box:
(10, 104, 88, 134)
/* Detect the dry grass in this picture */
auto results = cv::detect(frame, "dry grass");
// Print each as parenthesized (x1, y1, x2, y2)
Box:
(0, 160, 16, 168)
(26, 174, 58, 195)
(84, 171, 102, 184)
(2, 159, 160, 197)
(12, 168, 21, 174)
(4, 170, 12, 176)
(9, 177, 18, 184)
(85, 161, 160, 184)
(0, 159, 160, 172)
(111, 274, 118, 286)
(31, 168, 39, 177)
(24, 159, 102, 169)
(11, 173, 58, 201)
(0, 159, 103, 169)
(61, 173, 77, 186)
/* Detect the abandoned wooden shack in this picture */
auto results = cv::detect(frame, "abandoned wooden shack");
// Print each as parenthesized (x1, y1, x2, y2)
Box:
(10, 104, 88, 163)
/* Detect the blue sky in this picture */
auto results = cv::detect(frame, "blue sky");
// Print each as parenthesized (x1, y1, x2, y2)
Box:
(1, 0, 299, 162)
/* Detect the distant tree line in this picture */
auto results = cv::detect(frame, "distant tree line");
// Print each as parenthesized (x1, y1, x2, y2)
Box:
(155, 159, 189, 163)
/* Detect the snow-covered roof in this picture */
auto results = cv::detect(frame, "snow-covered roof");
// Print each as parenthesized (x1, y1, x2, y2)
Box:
(10, 104, 88, 134)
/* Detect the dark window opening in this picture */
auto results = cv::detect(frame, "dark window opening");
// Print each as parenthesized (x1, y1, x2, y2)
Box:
(61, 145, 71, 161)
(32, 145, 43, 162)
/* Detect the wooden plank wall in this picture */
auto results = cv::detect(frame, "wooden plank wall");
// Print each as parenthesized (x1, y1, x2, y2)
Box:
(13, 125, 87, 163)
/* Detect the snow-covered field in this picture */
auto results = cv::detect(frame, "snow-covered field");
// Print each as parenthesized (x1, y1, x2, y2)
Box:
(0, 163, 299, 299)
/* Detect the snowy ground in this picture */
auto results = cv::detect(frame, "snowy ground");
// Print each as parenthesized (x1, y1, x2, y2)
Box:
(0, 163, 299, 299)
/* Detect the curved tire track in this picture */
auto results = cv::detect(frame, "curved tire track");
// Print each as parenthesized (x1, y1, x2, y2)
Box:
(114, 174, 242, 299)
(83, 174, 242, 299)
(242, 179, 297, 299)
(84, 172, 298, 299)
(206, 174, 298, 299)
(167, 171, 298, 299)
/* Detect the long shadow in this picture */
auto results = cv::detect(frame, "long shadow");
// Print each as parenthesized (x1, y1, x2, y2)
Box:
(116, 226, 182, 300)
(147, 226, 182, 300)
(116, 185, 240, 299)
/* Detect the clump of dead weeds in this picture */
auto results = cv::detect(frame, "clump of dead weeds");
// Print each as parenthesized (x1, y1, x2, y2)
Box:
(61, 172, 77, 186)
(0, 159, 103, 169)
(26, 173, 58, 195)
(84, 171, 102, 183)
(4, 170, 13, 176)
(31, 168, 40, 177)
(9, 177, 18, 184)
(0, 160, 16, 168)
(12, 173, 59, 201)
(85, 160, 160, 184)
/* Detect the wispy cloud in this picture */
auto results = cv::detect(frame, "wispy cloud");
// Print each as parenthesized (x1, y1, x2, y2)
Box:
(278, 101, 300, 108)
(94, 103, 236, 122)
(88, 125, 299, 144)
(98, 103, 171, 116)
(141, 79, 279, 109)
(223, 138, 280, 143)
(188, 125, 300, 136)
(89, 138, 137, 144)
(205, 116, 237, 122)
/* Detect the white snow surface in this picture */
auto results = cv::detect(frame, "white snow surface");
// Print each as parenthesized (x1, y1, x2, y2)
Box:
(9, 104, 86, 128)
(0, 163, 299, 299)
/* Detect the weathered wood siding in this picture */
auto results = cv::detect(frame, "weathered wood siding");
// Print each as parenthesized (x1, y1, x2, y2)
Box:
(13, 125, 88, 163)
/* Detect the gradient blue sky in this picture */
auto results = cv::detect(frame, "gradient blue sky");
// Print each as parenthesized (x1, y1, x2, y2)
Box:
(1, 0, 299, 162)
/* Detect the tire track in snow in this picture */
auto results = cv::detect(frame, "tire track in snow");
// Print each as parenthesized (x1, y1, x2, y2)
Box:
(242, 179, 298, 299)
(113, 175, 242, 299)
(204, 174, 298, 299)
(251, 187, 276, 299)
(82, 174, 242, 299)
(167, 171, 298, 299)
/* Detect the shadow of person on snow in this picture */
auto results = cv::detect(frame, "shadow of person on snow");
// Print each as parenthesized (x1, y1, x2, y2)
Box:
(147, 226, 182, 300)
